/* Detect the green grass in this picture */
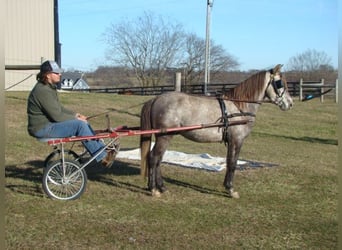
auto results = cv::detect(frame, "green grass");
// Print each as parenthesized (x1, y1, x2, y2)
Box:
(5, 91, 337, 249)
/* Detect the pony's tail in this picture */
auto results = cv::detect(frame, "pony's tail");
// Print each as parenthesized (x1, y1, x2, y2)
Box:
(140, 99, 154, 177)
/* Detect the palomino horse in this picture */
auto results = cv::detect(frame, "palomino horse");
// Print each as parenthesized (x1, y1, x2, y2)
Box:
(140, 64, 293, 198)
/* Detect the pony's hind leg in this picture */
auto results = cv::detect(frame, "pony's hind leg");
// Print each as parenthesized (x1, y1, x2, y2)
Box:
(148, 135, 172, 196)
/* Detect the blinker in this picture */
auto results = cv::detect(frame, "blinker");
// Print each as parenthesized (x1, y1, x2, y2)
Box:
(275, 80, 283, 89)
(271, 77, 285, 98)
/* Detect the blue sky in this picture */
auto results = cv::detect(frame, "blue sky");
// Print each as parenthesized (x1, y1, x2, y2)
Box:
(58, 0, 338, 72)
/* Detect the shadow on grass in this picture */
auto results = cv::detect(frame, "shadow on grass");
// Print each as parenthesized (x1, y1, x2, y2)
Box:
(5, 160, 43, 182)
(85, 159, 153, 196)
(88, 174, 151, 196)
(163, 176, 230, 198)
(5, 160, 45, 197)
(6, 159, 243, 199)
(254, 132, 338, 145)
(85, 159, 141, 176)
(5, 159, 148, 197)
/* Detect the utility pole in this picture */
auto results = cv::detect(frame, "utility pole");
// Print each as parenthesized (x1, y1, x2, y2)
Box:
(204, 0, 213, 95)
(54, 0, 61, 66)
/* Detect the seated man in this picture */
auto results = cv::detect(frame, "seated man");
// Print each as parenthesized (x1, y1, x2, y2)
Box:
(27, 60, 114, 167)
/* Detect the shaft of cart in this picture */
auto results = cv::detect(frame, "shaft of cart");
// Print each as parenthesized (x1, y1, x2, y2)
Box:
(46, 119, 251, 145)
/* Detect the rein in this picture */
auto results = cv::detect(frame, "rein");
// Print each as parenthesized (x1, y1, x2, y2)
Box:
(302, 88, 333, 102)
(218, 95, 264, 104)
(225, 99, 265, 104)
(86, 111, 111, 120)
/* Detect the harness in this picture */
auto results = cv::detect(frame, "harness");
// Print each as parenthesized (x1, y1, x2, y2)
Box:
(216, 97, 255, 145)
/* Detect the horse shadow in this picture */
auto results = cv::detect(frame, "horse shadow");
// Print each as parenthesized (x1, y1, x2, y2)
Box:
(163, 176, 230, 198)
(254, 132, 337, 145)
(86, 161, 232, 198)
(6, 159, 231, 199)
(85, 160, 152, 196)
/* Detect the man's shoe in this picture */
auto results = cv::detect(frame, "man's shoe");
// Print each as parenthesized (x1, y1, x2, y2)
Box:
(101, 150, 115, 167)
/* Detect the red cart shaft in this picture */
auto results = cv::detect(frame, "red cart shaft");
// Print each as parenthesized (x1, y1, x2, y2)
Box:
(47, 119, 251, 145)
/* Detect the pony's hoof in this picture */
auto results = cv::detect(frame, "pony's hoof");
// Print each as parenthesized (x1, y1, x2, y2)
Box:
(159, 186, 168, 193)
(151, 189, 161, 198)
(228, 189, 240, 199)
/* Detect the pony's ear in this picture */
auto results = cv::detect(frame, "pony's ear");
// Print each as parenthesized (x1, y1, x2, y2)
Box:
(273, 64, 283, 73)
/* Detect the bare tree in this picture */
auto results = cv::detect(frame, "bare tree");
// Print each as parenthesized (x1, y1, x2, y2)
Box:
(180, 33, 205, 85)
(181, 33, 239, 85)
(210, 44, 240, 74)
(104, 12, 185, 87)
(286, 49, 333, 72)
(285, 49, 336, 81)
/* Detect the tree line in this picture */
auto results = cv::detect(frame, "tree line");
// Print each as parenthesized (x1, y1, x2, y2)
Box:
(81, 12, 336, 88)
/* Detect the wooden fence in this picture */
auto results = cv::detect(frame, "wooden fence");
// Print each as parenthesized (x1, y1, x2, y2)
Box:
(74, 79, 338, 103)
(298, 79, 338, 103)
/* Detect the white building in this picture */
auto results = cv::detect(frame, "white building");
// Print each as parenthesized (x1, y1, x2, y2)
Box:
(60, 72, 90, 91)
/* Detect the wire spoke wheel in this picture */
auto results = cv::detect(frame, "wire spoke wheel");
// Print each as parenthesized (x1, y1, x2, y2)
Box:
(42, 160, 87, 200)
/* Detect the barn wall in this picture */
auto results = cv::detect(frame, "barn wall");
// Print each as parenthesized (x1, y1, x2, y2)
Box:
(5, 0, 55, 91)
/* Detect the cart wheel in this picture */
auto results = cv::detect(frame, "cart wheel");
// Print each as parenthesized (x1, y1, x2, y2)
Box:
(44, 149, 79, 168)
(42, 160, 87, 200)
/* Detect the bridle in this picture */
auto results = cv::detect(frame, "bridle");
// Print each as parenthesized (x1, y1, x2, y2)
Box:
(266, 71, 287, 107)
(221, 70, 288, 106)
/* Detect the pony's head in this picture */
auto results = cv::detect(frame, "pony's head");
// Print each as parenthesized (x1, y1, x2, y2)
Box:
(264, 64, 293, 110)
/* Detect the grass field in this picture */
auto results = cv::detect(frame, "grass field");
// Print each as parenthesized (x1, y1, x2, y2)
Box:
(5, 91, 337, 249)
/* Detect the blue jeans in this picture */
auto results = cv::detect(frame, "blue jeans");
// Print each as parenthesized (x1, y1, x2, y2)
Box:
(34, 119, 106, 162)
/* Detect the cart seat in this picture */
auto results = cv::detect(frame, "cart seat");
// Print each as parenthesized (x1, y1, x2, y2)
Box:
(37, 136, 77, 143)
(37, 137, 64, 143)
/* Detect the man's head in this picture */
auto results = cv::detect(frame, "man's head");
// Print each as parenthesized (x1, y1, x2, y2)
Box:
(40, 60, 63, 74)
(37, 60, 63, 84)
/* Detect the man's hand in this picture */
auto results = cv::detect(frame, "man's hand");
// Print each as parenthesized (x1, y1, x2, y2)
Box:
(76, 113, 88, 122)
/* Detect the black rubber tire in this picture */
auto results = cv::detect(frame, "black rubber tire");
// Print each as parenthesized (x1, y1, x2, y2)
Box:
(42, 160, 87, 200)
(44, 150, 80, 168)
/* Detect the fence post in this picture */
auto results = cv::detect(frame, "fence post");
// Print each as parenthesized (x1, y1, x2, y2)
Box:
(299, 78, 303, 101)
(320, 79, 324, 103)
(175, 72, 181, 92)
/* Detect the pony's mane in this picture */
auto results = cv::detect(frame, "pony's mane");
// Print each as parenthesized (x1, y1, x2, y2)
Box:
(224, 70, 267, 109)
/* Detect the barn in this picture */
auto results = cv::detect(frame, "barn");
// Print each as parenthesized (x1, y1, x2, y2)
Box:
(5, 0, 60, 91)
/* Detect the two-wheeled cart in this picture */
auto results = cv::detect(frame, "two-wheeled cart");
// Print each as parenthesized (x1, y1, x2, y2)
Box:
(40, 120, 250, 200)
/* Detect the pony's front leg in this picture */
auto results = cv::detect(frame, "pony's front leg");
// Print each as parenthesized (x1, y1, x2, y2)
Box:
(224, 139, 242, 199)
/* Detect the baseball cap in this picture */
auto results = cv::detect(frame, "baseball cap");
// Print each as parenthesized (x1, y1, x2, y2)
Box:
(40, 60, 63, 74)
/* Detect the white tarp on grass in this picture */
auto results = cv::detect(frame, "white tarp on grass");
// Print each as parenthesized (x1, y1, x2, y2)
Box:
(116, 147, 278, 172)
